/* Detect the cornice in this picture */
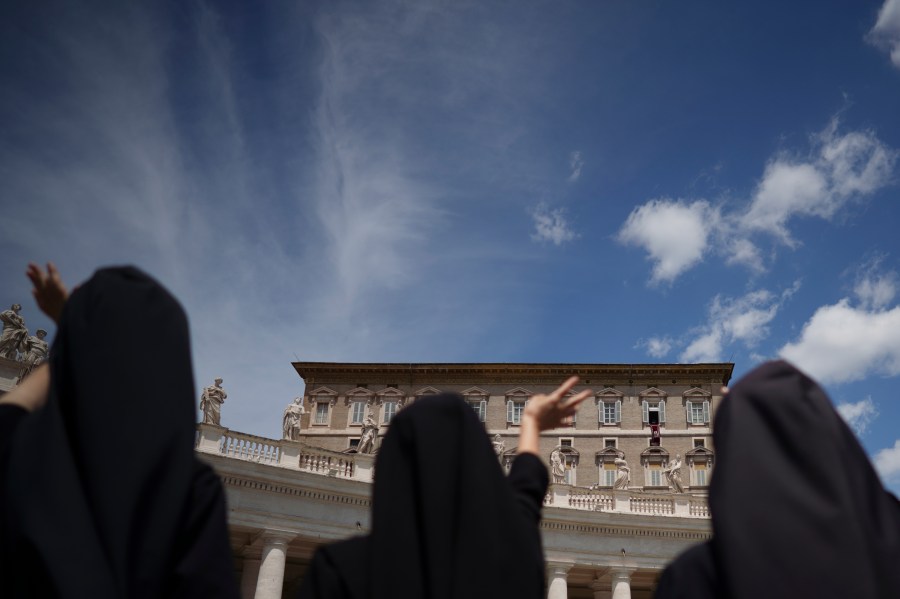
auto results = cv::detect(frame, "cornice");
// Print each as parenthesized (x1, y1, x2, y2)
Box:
(293, 362, 734, 386)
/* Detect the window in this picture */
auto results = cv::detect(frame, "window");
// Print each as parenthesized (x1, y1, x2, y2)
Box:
(350, 401, 366, 424)
(349, 438, 360, 450)
(601, 400, 622, 425)
(686, 400, 710, 425)
(507, 400, 526, 425)
(602, 462, 617, 487)
(314, 402, 329, 425)
(604, 438, 617, 449)
(648, 465, 662, 487)
(693, 463, 708, 486)
(559, 438, 573, 448)
(383, 401, 397, 423)
(467, 399, 487, 422)
(693, 438, 706, 448)
(641, 400, 666, 424)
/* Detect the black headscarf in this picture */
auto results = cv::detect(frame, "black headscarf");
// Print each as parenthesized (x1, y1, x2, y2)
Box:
(299, 393, 548, 599)
(656, 360, 900, 599)
(1, 267, 238, 598)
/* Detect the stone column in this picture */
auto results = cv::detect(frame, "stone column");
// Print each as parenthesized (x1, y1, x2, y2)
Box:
(610, 567, 635, 599)
(254, 531, 295, 599)
(240, 557, 261, 599)
(590, 573, 611, 599)
(546, 562, 572, 599)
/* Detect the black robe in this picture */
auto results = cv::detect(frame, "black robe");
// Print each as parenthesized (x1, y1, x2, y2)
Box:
(656, 360, 900, 599)
(0, 266, 239, 598)
(297, 393, 549, 599)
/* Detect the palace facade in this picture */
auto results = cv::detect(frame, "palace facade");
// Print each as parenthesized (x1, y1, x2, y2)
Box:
(196, 361, 732, 599)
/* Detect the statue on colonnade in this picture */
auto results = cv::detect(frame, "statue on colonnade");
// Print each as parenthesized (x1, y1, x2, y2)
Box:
(200, 377, 227, 426)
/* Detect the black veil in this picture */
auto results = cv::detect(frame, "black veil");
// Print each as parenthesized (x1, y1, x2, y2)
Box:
(656, 360, 900, 598)
(299, 393, 547, 599)
(1, 267, 238, 598)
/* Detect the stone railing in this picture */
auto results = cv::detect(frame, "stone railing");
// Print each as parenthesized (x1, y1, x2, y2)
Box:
(196, 424, 707, 517)
(195, 423, 374, 482)
(298, 446, 355, 478)
(551, 486, 709, 519)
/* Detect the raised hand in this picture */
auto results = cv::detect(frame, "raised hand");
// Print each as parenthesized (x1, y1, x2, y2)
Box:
(517, 376, 592, 456)
(26, 262, 69, 323)
(523, 376, 592, 432)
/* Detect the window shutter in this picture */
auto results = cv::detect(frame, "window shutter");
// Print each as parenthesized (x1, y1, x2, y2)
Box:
(479, 400, 486, 422)
(615, 400, 622, 423)
(685, 402, 690, 423)
(641, 400, 649, 423)
(703, 400, 710, 424)
(659, 400, 666, 423)
(507, 399, 513, 423)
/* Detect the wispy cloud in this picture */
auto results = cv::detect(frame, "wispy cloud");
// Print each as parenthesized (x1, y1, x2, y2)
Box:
(618, 118, 896, 285)
(740, 119, 896, 246)
(680, 282, 800, 362)
(875, 439, 900, 484)
(637, 336, 673, 359)
(530, 203, 578, 246)
(568, 150, 584, 182)
(836, 396, 879, 436)
(868, 0, 900, 70)
(853, 256, 898, 310)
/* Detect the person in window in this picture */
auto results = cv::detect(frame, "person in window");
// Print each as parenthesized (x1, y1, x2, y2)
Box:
(655, 360, 900, 599)
(298, 377, 591, 599)
(0, 263, 239, 598)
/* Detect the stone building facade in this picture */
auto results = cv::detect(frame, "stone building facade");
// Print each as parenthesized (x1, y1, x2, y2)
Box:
(293, 362, 731, 493)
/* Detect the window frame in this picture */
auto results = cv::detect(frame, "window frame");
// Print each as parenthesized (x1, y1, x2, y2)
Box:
(350, 400, 367, 425)
(314, 401, 330, 425)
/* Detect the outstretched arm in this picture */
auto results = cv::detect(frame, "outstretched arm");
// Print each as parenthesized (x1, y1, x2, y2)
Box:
(0, 363, 49, 412)
(26, 262, 69, 324)
(517, 376, 591, 456)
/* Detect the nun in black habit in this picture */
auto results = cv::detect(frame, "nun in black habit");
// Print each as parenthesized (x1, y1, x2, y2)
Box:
(0, 265, 239, 598)
(298, 377, 591, 599)
(655, 360, 900, 599)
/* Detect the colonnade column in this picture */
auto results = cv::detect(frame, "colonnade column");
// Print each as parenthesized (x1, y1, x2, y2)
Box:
(590, 573, 611, 599)
(254, 531, 296, 599)
(546, 562, 572, 599)
(610, 567, 635, 599)
(240, 557, 261, 599)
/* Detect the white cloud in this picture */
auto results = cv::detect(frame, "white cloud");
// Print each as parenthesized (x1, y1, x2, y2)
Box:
(568, 150, 584, 182)
(869, 0, 900, 69)
(680, 285, 797, 362)
(741, 120, 896, 245)
(836, 396, 879, 436)
(875, 440, 900, 484)
(617, 199, 718, 285)
(638, 336, 673, 358)
(531, 204, 578, 246)
(853, 257, 898, 310)
(779, 300, 900, 384)
(619, 119, 896, 284)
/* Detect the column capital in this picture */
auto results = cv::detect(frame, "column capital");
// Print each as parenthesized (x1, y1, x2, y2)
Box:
(546, 560, 575, 575)
(255, 529, 296, 546)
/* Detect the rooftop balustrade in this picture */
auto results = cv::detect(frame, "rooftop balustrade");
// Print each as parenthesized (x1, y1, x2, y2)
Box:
(196, 423, 708, 518)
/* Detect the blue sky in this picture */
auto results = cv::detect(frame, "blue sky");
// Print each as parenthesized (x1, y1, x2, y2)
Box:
(3, 0, 900, 492)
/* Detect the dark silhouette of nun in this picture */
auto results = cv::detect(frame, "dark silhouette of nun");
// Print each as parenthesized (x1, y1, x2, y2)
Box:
(655, 360, 900, 599)
(0, 266, 239, 598)
(298, 389, 573, 599)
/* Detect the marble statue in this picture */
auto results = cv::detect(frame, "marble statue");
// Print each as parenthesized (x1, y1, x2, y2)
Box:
(664, 454, 684, 493)
(492, 434, 505, 458)
(18, 329, 49, 379)
(357, 412, 379, 454)
(550, 448, 566, 484)
(282, 396, 305, 441)
(0, 304, 27, 360)
(200, 377, 227, 426)
(613, 457, 630, 490)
